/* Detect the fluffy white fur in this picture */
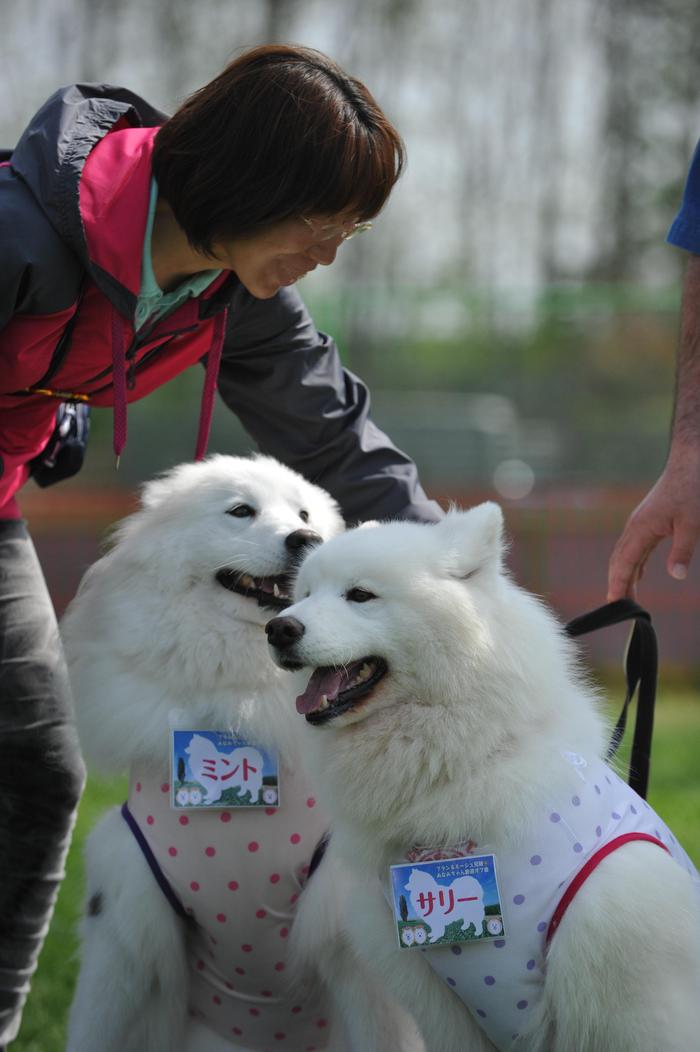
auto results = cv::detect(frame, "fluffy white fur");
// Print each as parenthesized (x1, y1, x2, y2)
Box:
(270, 504, 700, 1052)
(64, 455, 343, 775)
(63, 454, 412, 1052)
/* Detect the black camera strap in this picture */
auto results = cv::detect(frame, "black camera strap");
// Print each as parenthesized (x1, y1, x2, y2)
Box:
(565, 599, 658, 800)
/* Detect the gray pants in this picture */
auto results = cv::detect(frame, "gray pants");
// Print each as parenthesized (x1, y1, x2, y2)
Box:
(0, 520, 85, 1046)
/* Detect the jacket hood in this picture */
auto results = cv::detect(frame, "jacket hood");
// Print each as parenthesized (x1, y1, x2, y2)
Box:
(10, 84, 167, 310)
(8, 84, 230, 467)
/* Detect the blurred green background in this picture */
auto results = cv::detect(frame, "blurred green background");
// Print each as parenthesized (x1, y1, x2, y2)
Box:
(2, 0, 700, 1047)
(6, 0, 700, 666)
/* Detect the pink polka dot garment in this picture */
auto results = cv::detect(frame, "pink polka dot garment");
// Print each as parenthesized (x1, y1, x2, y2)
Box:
(127, 765, 332, 1051)
(402, 752, 700, 1051)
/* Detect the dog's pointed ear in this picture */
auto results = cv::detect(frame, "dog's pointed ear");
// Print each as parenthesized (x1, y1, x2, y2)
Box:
(437, 502, 505, 577)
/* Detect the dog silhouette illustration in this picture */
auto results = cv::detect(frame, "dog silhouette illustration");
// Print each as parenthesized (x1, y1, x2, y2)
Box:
(184, 735, 264, 804)
(405, 868, 485, 942)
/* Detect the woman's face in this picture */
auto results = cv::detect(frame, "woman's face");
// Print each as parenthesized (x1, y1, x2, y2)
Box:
(211, 215, 367, 299)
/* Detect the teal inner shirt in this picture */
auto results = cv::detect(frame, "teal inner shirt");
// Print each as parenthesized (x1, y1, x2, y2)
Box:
(135, 178, 222, 332)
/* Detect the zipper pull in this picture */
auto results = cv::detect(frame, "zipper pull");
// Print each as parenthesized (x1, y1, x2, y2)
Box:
(126, 356, 137, 391)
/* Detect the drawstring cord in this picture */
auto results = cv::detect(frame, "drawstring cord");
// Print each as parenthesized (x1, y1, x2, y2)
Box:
(111, 309, 127, 467)
(111, 306, 227, 468)
(195, 309, 227, 462)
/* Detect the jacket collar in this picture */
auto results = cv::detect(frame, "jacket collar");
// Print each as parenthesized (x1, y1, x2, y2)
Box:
(11, 84, 238, 318)
(80, 125, 156, 309)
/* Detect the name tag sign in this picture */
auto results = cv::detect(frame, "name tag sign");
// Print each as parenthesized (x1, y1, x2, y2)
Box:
(170, 730, 280, 810)
(389, 853, 505, 949)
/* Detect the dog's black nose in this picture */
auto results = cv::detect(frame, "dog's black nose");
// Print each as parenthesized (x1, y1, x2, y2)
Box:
(265, 616, 306, 649)
(285, 529, 322, 554)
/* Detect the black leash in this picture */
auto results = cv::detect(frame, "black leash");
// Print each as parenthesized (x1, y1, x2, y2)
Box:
(565, 598, 658, 800)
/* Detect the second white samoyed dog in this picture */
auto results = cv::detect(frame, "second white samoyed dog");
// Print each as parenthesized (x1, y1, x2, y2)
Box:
(62, 454, 412, 1052)
(266, 504, 700, 1052)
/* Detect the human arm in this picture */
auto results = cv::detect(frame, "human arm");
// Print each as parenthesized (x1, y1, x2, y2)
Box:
(607, 253, 700, 600)
(217, 285, 444, 524)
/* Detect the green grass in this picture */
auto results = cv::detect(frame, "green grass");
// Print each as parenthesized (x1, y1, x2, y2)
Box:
(627, 691, 700, 863)
(11, 690, 700, 1052)
(11, 776, 127, 1052)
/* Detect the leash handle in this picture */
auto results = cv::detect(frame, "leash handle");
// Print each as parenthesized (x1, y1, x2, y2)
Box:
(565, 599, 658, 800)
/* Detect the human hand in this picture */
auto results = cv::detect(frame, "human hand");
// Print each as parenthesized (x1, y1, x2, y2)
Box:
(607, 450, 700, 600)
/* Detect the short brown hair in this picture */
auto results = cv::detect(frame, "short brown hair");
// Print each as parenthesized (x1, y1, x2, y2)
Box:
(152, 44, 405, 254)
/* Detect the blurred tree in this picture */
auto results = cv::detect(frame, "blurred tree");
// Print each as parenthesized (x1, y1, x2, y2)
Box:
(4, 0, 700, 489)
(264, 0, 303, 41)
(80, 0, 117, 82)
(589, 0, 700, 283)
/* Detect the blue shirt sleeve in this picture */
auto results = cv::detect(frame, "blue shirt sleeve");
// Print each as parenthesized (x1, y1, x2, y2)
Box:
(667, 140, 700, 252)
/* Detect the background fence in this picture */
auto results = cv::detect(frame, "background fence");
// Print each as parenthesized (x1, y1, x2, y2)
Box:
(23, 480, 700, 679)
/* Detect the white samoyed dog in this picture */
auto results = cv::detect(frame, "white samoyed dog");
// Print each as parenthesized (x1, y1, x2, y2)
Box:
(61, 455, 422, 1052)
(266, 504, 700, 1052)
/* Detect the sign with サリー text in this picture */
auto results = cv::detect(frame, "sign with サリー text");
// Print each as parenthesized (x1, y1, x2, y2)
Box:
(389, 853, 505, 949)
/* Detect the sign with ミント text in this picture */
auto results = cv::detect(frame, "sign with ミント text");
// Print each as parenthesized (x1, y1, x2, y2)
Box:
(170, 730, 280, 809)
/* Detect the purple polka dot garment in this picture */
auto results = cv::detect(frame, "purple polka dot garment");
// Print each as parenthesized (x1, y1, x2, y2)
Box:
(128, 766, 332, 1050)
(403, 753, 700, 1051)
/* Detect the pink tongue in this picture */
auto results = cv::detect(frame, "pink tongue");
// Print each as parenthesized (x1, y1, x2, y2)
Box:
(296, 667, 346, 715)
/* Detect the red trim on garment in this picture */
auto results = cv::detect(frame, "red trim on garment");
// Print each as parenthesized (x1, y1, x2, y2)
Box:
(79, 126, 232, 304)
(0, 305, 80, 392)
(546, 832, 669, 947)
(80, 126, 157, 295)
(0, 497, 22, 519)
(195, 309, 228, 461)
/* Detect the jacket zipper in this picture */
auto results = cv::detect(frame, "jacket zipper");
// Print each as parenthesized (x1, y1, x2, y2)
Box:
(85, 323, 199, 390)
(29, 281, 87, 389)
(12, 311, 211, 400)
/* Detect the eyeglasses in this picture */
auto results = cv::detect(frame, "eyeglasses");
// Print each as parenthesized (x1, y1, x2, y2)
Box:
(301, 217, 373, 242)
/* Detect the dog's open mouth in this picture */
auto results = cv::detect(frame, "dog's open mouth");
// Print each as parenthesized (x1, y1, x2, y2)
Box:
(296, 657, 388, 724)
(216, 569, 292, 611)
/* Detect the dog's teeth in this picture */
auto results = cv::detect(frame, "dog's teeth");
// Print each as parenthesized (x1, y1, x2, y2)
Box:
(319, 694, 330, 710)
(273, 583, 280, 598)
(350, 663, 371, 686)
(240, 574, 255, 588)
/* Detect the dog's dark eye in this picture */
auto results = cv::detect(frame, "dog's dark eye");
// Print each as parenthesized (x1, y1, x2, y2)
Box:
(299, 510, 309, 523)
(227, 504, 256, 518)
(346, 587, 377, 603)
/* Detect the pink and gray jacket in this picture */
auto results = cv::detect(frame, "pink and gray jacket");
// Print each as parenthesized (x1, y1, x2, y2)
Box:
(0, 83, 442, 523)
